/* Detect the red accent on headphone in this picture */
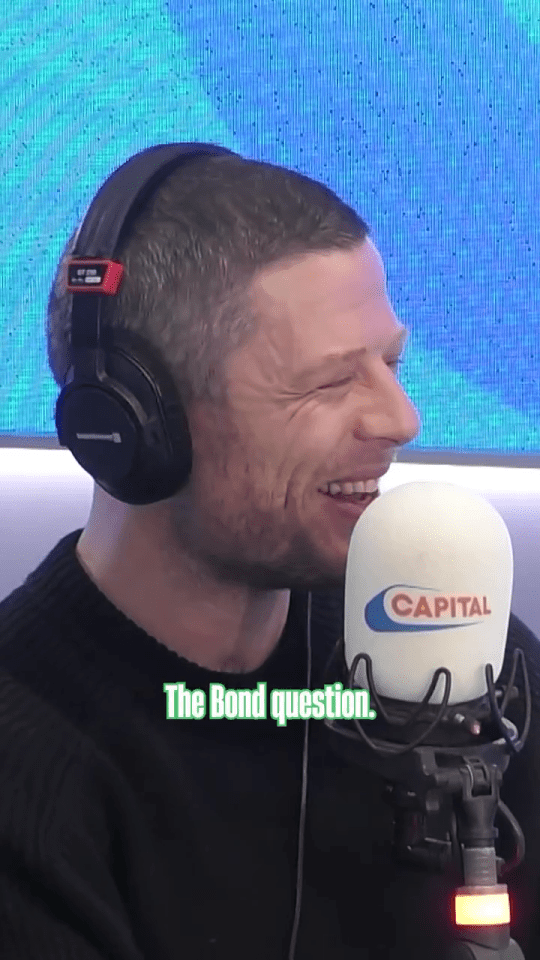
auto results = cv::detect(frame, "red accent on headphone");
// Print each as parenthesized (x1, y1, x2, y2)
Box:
(67, 259, 124, 295)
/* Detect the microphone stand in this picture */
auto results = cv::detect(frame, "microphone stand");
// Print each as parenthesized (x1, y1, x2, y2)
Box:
(324, 645, 531, 960)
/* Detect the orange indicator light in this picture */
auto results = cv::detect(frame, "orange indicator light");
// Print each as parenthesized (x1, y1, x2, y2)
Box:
(455, 892, 510, 926)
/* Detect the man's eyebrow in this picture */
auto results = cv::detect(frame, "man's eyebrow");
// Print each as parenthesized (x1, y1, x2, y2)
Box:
(292, 326, 409, 383)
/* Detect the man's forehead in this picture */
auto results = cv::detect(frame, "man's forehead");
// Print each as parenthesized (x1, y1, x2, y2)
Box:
(251, 250, 386, 329)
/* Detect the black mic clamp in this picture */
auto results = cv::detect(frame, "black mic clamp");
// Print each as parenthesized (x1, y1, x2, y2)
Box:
(324, 643, 531, 960)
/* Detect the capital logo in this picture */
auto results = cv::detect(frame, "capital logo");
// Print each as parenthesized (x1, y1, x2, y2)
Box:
(364, 584, 492, 633)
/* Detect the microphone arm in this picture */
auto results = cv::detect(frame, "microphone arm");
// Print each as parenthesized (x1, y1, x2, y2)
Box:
(324, 645, 531, 960)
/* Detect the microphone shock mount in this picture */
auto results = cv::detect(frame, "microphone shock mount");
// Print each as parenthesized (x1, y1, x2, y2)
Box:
(324, 643, 531, 960)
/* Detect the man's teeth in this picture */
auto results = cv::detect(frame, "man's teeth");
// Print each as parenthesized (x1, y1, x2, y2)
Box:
(321, 479, 379, 496)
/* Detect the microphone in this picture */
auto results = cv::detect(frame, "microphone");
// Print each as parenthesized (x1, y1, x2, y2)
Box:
(324, 480, 531, 960)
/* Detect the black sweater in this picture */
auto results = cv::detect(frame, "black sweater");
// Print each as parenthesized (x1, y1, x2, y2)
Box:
(0, 529, 539, 960)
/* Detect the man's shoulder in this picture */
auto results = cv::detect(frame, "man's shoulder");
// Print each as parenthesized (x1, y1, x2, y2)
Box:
(0, 661, 110, 855)
(0, 618, 92, 780)
(0, 661, 83, 770)
(505, 610, 540, 675)
(0, 574, 80, 703)
(0, 574, 109, 782)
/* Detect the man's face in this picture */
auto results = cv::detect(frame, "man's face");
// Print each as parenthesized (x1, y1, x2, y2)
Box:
(170, 239, 421, 593)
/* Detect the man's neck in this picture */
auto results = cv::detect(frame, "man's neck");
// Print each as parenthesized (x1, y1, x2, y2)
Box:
(75, 529, 291, 673)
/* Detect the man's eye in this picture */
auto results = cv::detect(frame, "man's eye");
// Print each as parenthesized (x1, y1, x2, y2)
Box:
(318, 377, 353, 390)
(318, 359, 404, 390)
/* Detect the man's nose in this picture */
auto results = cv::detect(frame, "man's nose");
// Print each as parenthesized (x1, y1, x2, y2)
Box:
(352, 375, 422, 447)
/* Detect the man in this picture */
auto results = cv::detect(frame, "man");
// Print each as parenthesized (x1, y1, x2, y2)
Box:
(0, 150, 538, 959)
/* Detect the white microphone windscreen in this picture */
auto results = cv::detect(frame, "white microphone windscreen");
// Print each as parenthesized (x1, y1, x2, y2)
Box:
(344, 481, 513, 704)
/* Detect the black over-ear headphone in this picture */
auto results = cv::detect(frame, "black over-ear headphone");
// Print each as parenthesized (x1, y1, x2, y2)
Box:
(55, 142, 239, 505)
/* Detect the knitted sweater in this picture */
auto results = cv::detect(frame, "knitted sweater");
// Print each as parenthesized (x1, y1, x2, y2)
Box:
(0, 529, 539, 960)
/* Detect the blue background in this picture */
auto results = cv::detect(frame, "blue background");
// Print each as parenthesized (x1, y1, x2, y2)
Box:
(1, 0, 539, 456)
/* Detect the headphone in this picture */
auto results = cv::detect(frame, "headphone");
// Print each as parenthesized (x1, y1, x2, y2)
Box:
(55, 142, 238, 505)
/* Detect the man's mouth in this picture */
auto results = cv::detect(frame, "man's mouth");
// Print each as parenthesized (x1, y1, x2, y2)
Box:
(318, 478, 379, 504)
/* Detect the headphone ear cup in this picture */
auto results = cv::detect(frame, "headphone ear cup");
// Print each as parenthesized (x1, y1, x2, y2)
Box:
(55, 332, 193, 505)
(55, 377, 141, 481)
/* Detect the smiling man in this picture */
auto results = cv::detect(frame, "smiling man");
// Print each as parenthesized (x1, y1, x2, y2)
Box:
(75, 237, 419, 675)
(0, 149, 539, 960)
